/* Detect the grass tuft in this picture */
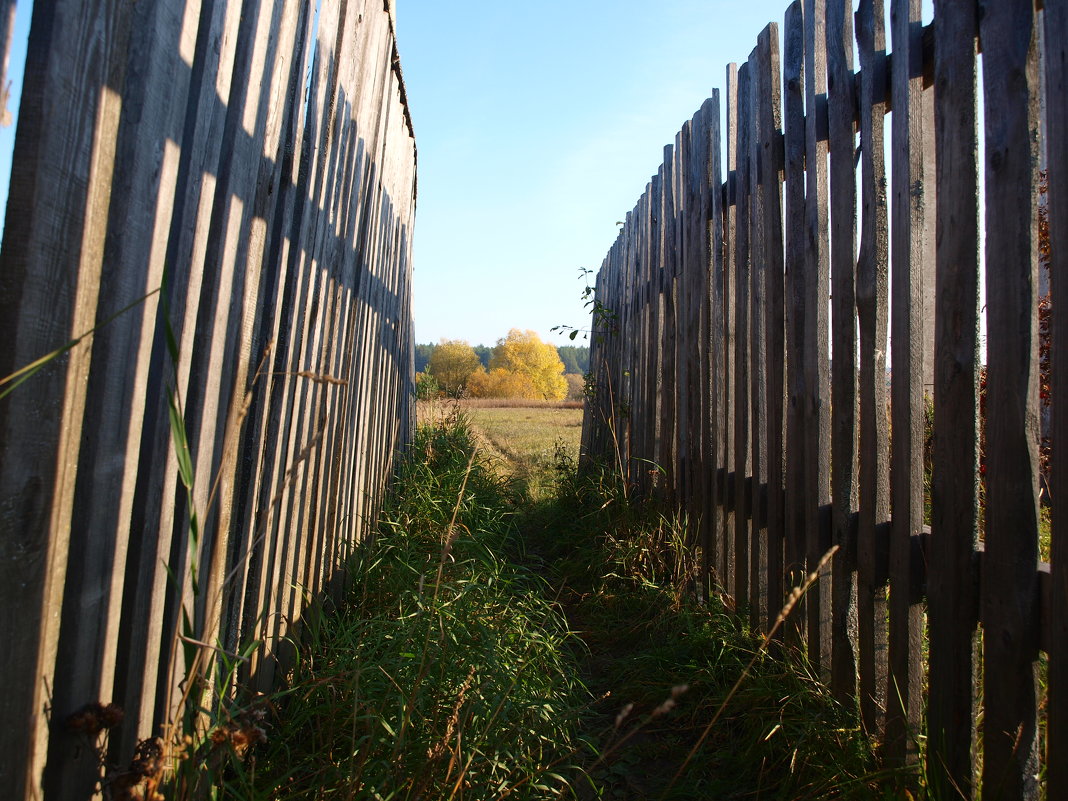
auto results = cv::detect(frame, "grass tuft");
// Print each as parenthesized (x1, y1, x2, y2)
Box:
(236, 409, 588, 800)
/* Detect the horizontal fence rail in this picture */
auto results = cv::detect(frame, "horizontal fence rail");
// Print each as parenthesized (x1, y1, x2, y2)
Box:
(582, 1, 1064, 798)
(0, 1, 416, 798)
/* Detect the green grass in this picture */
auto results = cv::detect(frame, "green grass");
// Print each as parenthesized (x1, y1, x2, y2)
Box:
(519, 463, 901, 800)
(230, 410, 590, 800)
(419, 399, 583, 499)
(201, 408, 900, 800)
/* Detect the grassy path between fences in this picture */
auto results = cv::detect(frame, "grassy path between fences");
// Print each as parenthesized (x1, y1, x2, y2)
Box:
(211, 402, 909, 799)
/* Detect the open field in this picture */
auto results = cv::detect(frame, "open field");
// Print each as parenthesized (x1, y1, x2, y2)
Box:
(417, 399, 584, 483)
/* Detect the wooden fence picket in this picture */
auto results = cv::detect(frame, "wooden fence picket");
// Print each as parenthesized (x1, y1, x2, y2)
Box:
(979, 2, 1042, 797)
(825, 0, 859, 703)
(886, 0, 927, 766)
(855, 0, 891, 740)
(1048, 0, 1068, 796)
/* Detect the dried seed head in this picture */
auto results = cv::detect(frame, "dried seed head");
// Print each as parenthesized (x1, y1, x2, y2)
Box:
(651, 698, 677, 718)
(614, 702, 635, 729)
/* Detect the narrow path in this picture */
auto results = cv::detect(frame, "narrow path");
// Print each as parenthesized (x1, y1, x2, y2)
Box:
(464, 410, 900, 800)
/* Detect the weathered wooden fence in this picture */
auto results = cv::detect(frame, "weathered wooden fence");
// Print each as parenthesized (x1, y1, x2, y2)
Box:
(0, 0, 416, 798)
(583, 1, 1065, 798)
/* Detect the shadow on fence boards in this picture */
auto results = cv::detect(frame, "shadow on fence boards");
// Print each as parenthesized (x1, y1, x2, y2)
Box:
(0, 0, 417, 798)
(582, 0, 1066, 798)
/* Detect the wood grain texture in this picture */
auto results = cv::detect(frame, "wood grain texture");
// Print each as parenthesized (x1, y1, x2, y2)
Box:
(979, 2, 1042, 797)
(734, 62, 753, 610)
(709, 92, 726, 598)
(755, 25, 784, 636)
(803, 0, 832, 677)
(747, 47, 769, 629)
(0, 1, 132, 792)
(825, 0, 859, 703)
(855, 0, 890, 739)
(689, 101, 711, 594)
(723, 63, 739, 593)
(885, 0, 926, 767)
(658, 150, 677, 499)
(782, 1, 807, 647)
(927, 0, 978, 794)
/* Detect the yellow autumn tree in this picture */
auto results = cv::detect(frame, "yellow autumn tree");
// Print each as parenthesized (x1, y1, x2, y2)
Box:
(466, 367, 541, 400)
(489, 329, 568, 401)
(427, 339, 481, 396)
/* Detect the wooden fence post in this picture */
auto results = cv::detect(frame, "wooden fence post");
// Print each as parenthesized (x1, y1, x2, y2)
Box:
(979, 2, 1042, 797)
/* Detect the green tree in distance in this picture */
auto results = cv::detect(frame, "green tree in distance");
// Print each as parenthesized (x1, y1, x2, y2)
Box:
(473, 344, 492, 368)
(557, 345, 589, 374)
(414, 343, 435, 374)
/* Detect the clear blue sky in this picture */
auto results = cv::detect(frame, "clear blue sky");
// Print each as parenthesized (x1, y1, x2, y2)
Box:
(394, 0, 817, 349)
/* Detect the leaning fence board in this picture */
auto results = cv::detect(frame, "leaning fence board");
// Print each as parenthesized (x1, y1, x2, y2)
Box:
(980, 2, 1042, 797)
(1047, 0, 1068, 795)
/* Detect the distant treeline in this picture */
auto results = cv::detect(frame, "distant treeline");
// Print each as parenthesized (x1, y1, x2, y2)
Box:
(415, 343, 589, 375)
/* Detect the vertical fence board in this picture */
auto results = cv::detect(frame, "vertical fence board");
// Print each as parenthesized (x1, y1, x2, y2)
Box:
(927, 1, 981, 793)
(885, 0, 926, 767)
(659, 150, 677, 498)
(855, 0, 890, 739)
(825, 0, 859, 702)
(674, 128, 689, 510)
(723, 63, 739, 593)
(747, 47, 769, 628)
(1046, 0, 1068, 794)
(782, 1, 807, 645)
(802, 0, 832, 675)
(734, 63, 753, 609)
(980, 2, 1042, 797)
(706, 94, 725, 593)
(756, 25, 785, 634)
(691, 99, 714, 595)
(649, 174, 664, 498)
